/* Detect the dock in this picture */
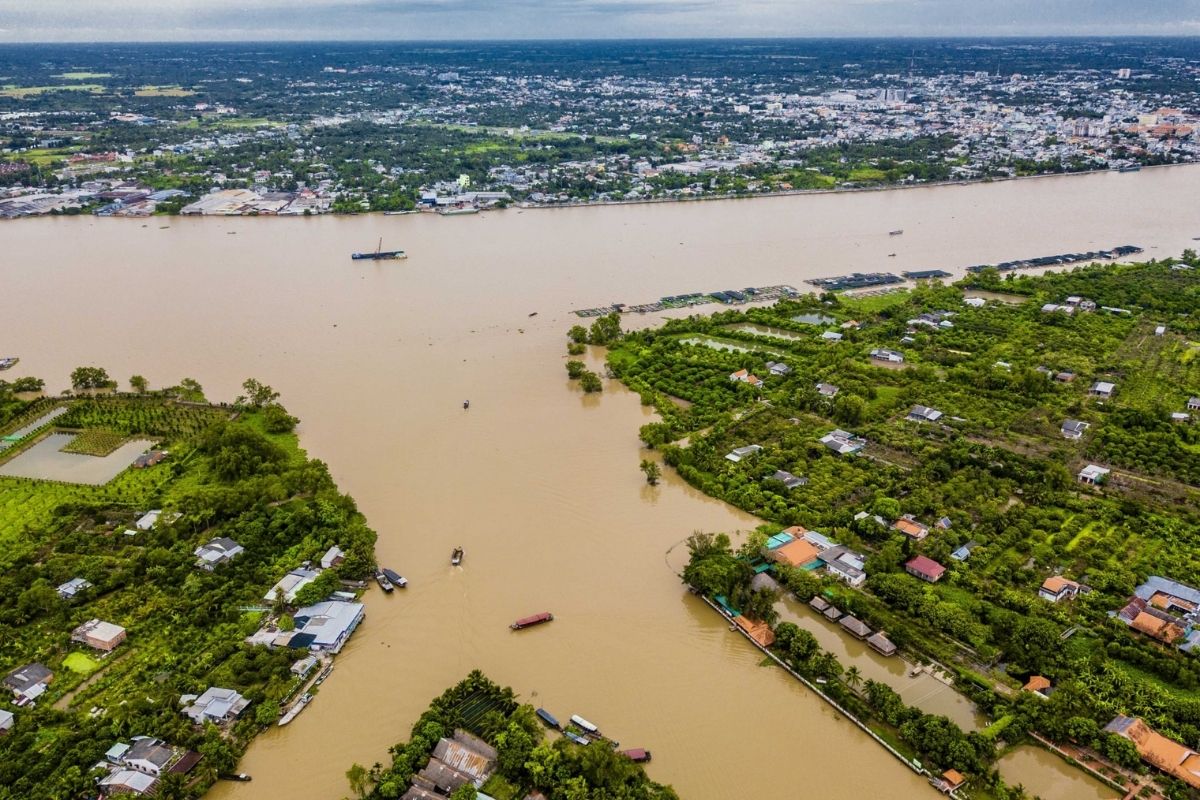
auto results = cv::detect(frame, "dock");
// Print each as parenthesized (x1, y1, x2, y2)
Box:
(902, 270, 953, 280)
(807, 272, 903, 291)
(572, 284, 799, 317)
(966, 245, 1141, 274)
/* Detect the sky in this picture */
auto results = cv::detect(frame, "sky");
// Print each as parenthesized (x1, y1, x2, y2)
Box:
(1, 0, 1198, 42)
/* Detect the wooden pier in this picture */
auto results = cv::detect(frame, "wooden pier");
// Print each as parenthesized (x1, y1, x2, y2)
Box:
(572, 284, 800, 318)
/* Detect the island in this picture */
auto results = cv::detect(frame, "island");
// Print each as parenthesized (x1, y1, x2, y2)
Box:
(0, 374, 377, 799)
(345, 670, 676, 800)
(572, 252, 1200, 799)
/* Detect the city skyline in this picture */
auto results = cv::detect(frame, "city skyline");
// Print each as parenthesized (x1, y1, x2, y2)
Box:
(2, 0, 1199, 42)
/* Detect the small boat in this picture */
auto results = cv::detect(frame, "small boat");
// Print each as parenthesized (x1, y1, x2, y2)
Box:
(383, 210, 419, 215)
(374, 570, 394, 593)
(536, 708, 562, 730)
(451, 547, 464, 566)
(887, 253, 896, 257)
(528, 312, 538, 317)
(219, 773, 252, 782)
(570, 715, 599, 735)
(278, 693, 312, 726)
(352, 237, 407, 260)
(511, 612, 554, 630)
(564, 732, 591, 746)
(463, 400, 470, 410)
(439, 206, 479, 216)
(889, 229, 904, 236)
(0, 357, 18, 371)
(381, 568, 407, 588)
(621, 749, 652, 763)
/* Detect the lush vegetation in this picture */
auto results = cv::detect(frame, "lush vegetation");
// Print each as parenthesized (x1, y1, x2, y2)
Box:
(353, 671, 677, 800)
(594, 256, 1200, 799)
(0, 381, 376, 800)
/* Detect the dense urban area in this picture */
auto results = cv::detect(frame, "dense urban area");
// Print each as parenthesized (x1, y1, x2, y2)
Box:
(568, 255, 1200, 800)
(2, 39, 1200, 217)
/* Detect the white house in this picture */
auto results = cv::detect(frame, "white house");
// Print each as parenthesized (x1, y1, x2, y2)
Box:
(0, 708, 13, 733)
(194, 537, 244, 570)
(907, 405, 943, 423)
(870, 348, 904, 363)
(180, 687, 250, 725)
(1061, 419, 1089, 439)
(291, 600, 365, 653)
(320, 545, 345, 570)
(1078, 464, 1111, 485)
(725, 444, 763, 463)
(820, 429, 867, 455)
(1090, 381, 1116, 398)
(56, 577, 92, 600)
(263, 567, 321, 604)
(135, 510, 161, 531)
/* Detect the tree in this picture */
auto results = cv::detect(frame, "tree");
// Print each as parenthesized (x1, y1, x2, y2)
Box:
(263, 403, 299, 433)
(566, 360, 587, 379)
(70, 366, 111, 390)
(845, 665, 863, 692)
(568, 325, 589, 344)
(640, 459, 661, 486)
(129, 375, 149, 393)
(242, 378, 281, 408)
(346, 763, 372, 799)
(580, 371, 602, 393)
(176, 378, 204, 402)
(449, 786, 477, 800)
(588, 313, 622, 346)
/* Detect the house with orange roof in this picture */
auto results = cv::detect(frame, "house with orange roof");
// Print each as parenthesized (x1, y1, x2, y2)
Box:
(1022, 675, 1052, 698)
(1039, 576, 1080, 603)
(893, 515, 929, 541)
(1105, 715, 1200, 789)
(1130, 611, 1185, 644)
(935, 769, 966, 793)
(769, 538, 822, 570)
(732, 615, 775, 648)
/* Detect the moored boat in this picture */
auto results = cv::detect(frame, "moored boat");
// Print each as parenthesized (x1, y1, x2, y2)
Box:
(352, 237, 407, 260)
(451, 547, 464, 566)
(536, 708, 561, 730)
(438, 206, 479, 216)
(381, 568, 408, 588)
(0, 357, 18, 371)
(889, 229, 904, 236)
(219, 773, 252, 782)
(564, 732, 590, 746)
(278, 693, 312, 726)
(569, 714, 599, 735)
(374, 570, 394, 592)
(511, 612, 554, 630)
(621, 748, 651, 763)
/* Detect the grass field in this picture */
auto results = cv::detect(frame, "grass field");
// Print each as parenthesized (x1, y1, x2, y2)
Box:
(135, 85, 196, 97)
(55, 72, 112, 80)
(0, 84, 104, 99)
(848, 167, 889, 182)
(62, 652, 101, 675)
(840, 290, 912, 315)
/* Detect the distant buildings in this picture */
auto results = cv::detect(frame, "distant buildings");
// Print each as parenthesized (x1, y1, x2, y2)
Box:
(56, 577, 92, 600)
(263, 567, 321, 604)
(1039, 576, 1080, 603)
(820, 428, 867, 455)
(1078, 464, 1110, 485)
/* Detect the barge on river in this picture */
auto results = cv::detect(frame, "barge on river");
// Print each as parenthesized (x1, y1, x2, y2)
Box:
(351, 238, 407, 260)
(536, 708, 562, 730)
(278, 693, 312, 726)
(511, 612, 554, 630)
(621, 749, 652, 763)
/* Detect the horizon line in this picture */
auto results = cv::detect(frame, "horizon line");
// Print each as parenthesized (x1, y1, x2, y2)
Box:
(4, 33, 1200, 46)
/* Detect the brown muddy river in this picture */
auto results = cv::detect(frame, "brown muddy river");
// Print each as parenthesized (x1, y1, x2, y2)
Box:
(4, 166, 1199, 799)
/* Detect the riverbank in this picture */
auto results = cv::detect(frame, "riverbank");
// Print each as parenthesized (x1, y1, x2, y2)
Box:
(6, 166, 1200, 800)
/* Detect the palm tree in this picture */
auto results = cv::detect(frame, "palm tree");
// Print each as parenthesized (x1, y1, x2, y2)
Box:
(845, 665, 863, 692)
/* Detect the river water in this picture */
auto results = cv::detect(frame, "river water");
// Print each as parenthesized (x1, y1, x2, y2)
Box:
(4, 166, 1200, 800)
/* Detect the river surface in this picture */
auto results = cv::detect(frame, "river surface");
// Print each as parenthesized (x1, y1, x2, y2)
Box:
(4, 166, 1200, 800)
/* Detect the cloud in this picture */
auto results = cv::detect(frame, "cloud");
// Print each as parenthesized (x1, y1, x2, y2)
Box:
(0, 0, 1196, 40)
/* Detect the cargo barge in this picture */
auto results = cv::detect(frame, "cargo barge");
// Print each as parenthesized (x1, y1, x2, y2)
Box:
(511, 612, 554, 630)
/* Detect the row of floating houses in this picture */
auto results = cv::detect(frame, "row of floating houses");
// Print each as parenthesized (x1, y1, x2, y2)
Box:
(572, 284, 799, 317)
(965, 244, 1142, 274)
(808, 596, 898, 656)
(572, 244, 1143, 317)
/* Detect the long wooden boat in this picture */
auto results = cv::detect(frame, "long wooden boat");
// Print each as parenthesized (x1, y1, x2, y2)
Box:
(374, 570, 394, 593)
(381, 568, 407, 588)
(564, 732, 590, 746)
(535, 708, 561, 730)
(569, 714, 599, 735)
(511, 612, 553, 630)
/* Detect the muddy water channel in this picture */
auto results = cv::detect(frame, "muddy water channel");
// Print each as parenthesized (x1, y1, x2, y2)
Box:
(4, 165, 1200, 799)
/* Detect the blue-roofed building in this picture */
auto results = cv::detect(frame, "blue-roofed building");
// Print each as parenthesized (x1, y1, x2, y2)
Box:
(765, 532, 795, 550)
(950, 541, 978, 562)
